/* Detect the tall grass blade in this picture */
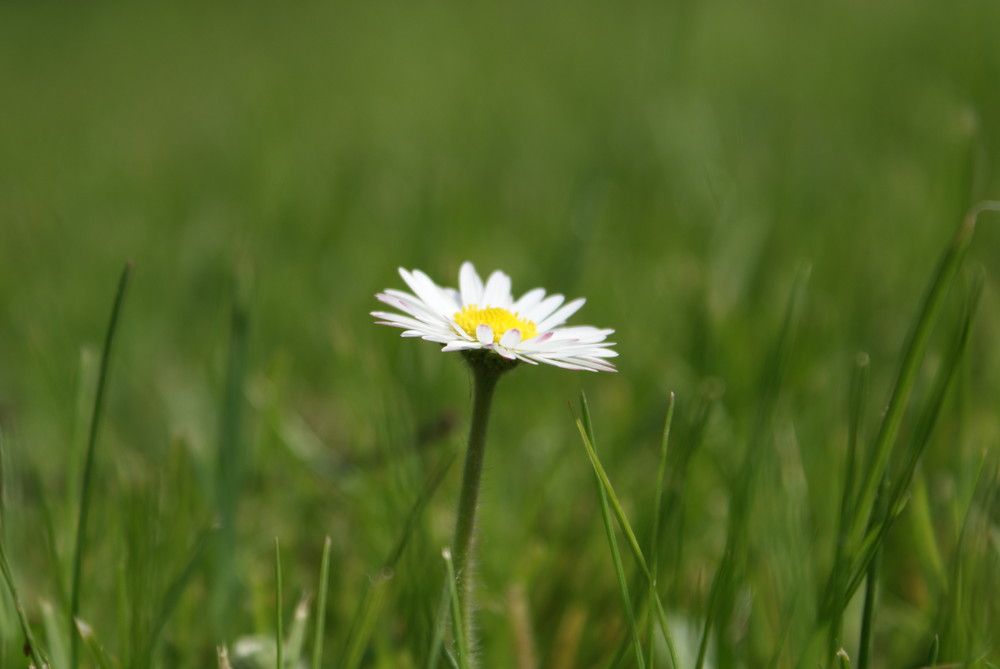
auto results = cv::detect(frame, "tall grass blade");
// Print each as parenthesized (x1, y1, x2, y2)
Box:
(575, 397, 677, 666)
(218, 645, 234, 669)
(286, 597, 310, 666)
(0, 537, 49, 669)
(847, 202, 1000, 553)
(275, 538, 284, 669)
(70, 260, 132, 669)
(311, 535, 333, 669)
(702, 265, 809, 666)
(136, 525, 215, 667)
(648, 393, 678, 669)
(845, 272, 982, 602)
(857, 474, 888, 669)
(339, 567, 393, 669)
(344, 454, 453, 669)
(827, 353, 870, 655)
(443, 548, 471, 669)
(578, 393, 646, 669)
(77, 616, 115, 669)
(214, 273, 251, 638)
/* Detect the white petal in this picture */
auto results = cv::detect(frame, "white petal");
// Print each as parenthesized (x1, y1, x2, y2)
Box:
(459, 262, 484, 306)
(499, 328, 523, 347)
(481, 270, 513, 307)
(523, 294, 565, 322)
(512, 288, 546, 314)
(476, 324, 495, 345)
(400, 268, 459, 317)
(535, 297, 586, 332)
(441, 340, 483, 352)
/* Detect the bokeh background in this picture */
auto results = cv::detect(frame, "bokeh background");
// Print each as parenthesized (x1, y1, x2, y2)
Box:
(2, 0, 1000, 666)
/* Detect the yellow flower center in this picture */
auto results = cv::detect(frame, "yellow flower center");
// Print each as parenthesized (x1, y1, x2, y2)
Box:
(454, 305, 538, 343)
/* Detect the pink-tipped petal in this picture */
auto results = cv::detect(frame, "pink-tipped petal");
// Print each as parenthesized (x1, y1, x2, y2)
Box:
(476, 324, 495, 345)
(499, 328, 523, 348)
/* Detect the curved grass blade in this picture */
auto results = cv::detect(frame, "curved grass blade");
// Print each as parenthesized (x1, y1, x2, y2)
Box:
(0, 537, 50, 669)
(311, 535, 333, 669)
(443, 548, 471, 669)
(648, 393, 678, 669)
(276, 538, 284, 669)
(846, 202, 1000, 554)
(579, 393, 646, 669)
(70, 260, 132, 669)
(344, 453, 454, 669)
(136, 525, 215, 667)
(575, 402, 677, 666)
(845, 272, 982, 603)
(77, 616, 115, 669)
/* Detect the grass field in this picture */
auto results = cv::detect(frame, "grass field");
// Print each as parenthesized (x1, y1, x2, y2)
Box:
(2, 1, 1000, 667)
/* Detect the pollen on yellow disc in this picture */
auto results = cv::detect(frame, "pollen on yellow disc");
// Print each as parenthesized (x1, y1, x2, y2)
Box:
(454, 305, 538, 342)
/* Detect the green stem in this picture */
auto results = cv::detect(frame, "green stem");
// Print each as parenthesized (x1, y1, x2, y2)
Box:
(450, 353, 509, 638)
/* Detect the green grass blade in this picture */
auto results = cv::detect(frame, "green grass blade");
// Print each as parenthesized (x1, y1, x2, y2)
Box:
(575, 399, 678, 666)
(311, 535, 333, 669)
(847, 202, 1000, 553)
(845, 274, 981, 602)
(275, 538, 284, 669)
(579, 393, 646, 669)
(703, 266, 809, 666)
(0, 537, 49, 669)
(648, 393, 678, 669)
(695, 554, 730, 669)
(77, 616, 115, 669)
(214, 274, 251, 638)
(70, 260, 132, 669)
(857, 475, 888, 669)
(285, 596, 310, 666)
(826, 353, 870, 655)
(443, 547, 471, 669)
(345, 454, 454, 669)
(218, 645, 234, 669)
(339, 568, 393, 669)
(133, 525, 214, 666)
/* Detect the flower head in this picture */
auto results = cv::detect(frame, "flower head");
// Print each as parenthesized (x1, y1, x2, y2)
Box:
(373, 262, 617, 372)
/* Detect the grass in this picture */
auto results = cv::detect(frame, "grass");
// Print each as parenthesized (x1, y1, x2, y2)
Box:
(2, 0, 1000, 667)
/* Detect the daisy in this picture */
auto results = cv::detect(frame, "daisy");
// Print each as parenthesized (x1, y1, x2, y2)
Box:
(372, 261, 617, 372)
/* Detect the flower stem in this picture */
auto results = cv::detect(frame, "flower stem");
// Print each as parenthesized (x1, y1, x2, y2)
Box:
(450, 354, 508, 638)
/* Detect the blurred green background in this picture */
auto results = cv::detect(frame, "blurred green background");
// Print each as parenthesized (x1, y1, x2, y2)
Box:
(2, 0, 1000, 666)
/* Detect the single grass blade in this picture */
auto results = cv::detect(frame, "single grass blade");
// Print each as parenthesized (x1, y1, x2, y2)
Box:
(579, 393, 646, 669)
(695, 554, 731, 669)
(826, 353, 870, 655)
(648, 393, 679, 669)
(285, 596, 310, 667)
(276, 538, 284, 669)
(311, 535, 333, 669)
(574, 403, 677, 666)
(339, 567, 393, 669)
(857, 474, 888, 669)
(344, 453, 454, 669)
(77, 616, 115, 669)
(137, 525, 215, 666)
(70, 260, 132, 669)
(214, 273, 251, 637)
(218, 645, 234, 669)
(443, 548, 471, 669)
(0, 537, 50, 669)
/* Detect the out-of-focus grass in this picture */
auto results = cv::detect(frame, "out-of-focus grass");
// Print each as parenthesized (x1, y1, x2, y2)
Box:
(2, 0, 1000, 667)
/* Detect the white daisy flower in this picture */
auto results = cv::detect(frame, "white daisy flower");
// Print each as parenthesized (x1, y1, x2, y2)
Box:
(372, 262, 618, 372)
